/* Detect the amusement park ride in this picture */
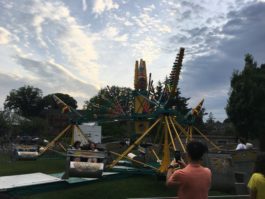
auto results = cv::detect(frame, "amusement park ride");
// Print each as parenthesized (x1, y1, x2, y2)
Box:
(2, 47, 257, 194)
(12, 47, 215, 174)
(107, 47, 220, 174)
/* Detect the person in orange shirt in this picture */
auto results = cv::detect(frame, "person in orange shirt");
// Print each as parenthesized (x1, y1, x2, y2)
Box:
(166, 141, 211, 199)
(248, 152, 265, 199)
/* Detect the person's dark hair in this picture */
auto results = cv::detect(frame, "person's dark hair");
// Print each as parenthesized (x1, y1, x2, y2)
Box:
(186, 141, 208, 161)
(73, 141, 81, 149)
(253, 152, 265, 176)
(89, 142, 97, 149)
(238, 137, 246, 144)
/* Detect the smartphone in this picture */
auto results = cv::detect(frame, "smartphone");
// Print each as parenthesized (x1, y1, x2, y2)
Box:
(174, 150, 181, 161)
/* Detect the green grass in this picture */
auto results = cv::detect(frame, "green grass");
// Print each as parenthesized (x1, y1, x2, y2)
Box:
(19, 175, 177, 199)
(0, 153, 225, 199)
(0, 153, 177, 199)
(0, 152, 65, 176)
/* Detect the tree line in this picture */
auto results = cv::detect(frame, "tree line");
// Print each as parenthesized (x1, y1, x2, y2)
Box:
(226, 54, 265, 150)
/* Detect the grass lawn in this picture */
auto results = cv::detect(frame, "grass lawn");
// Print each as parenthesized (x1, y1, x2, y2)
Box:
(0, 152, 65, 176)
(18, 175, 177, 199)
(0, 152, 225, 199)
(0, 152, 177, 199)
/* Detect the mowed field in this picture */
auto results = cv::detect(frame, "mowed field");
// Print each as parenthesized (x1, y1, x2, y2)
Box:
(0, 152, 225, 199)
(0, 152, 177, 199)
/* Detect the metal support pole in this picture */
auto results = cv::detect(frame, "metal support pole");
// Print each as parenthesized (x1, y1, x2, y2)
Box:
(75, 125, 92, 144)
(193, 126, 221, 151)
(108, 117, 162, 168)
(39, 125, 72, 156)
(172, 118, 189, 137)
(169, 116, 186, 153)
(58, 142, 67, 152)
(109, 151, 159, 171)
(151, 148, 160, 162)
(159, 124, 170, 173)
(165, 116, 176, 151)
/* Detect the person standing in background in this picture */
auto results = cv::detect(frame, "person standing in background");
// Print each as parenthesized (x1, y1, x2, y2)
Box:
(236, 138, 247, 150)
(248, 152, 265, 199)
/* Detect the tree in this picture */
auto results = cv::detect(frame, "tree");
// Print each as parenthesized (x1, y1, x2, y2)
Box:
(84, 86, 134, 138)
(154, 80, 190, 115)
(226, 54, 265, 150)
(4, 85, 43, 118)
(0, 111, 10, 138)
(42, 93, 78, 109)
(18, 117, 49, 137)
(206, 112, 215, 125)
(84, 86, 133, 120)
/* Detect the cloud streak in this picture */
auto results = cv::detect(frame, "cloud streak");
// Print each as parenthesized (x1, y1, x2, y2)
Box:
(0, 27, 11, 44)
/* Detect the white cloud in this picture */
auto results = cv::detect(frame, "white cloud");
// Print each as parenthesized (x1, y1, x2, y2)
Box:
(13, 56, 98, 107)
(0, 27, 11, 44)
(114, 34, 128, 42)
(21, 0, 101, 88)
(0, 0, 101, 106)
(131, 12, 171, 34)
(132, 37, 160, 64)
(82, 0, 88, 11)
(124, 21, 133, 26)
(93, 0, 119, 14)
(101, 26, 128, 43)
(143, 4, 156, 12)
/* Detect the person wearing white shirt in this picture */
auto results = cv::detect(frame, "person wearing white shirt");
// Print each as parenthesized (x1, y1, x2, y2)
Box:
(236, 138, 247, 150)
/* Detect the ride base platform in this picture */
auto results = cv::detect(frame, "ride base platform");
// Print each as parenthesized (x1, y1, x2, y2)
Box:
(0, 171, 118, 196)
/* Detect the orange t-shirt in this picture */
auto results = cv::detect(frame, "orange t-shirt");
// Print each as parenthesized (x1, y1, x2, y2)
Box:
(167, 164, 212, 199)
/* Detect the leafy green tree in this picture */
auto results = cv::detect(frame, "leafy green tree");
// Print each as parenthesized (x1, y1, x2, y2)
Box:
(4, 85, 43, 118)
(226, 54, 265, 150)
(154, 80, 190, 115)
(0, 111, 10, 138)
(42, 93, 78, 109)
(18, 117, 49, 137)
(206, 112, 215, 125)
(84, 86, 133, 120)
(84, 86, 134, 138)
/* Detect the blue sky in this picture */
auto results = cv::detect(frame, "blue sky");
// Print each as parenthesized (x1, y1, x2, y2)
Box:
(0, 0, 265, 121)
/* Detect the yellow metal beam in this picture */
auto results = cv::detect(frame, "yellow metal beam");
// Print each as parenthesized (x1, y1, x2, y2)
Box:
(108, 117, 162, 168)
(159, 124, 170, 173)
(58, 142, 67, 152)
(165, 116, 176, 151)
(39, 125, 72, 156)
(189, 126, 193, 140)
(109, 151, 159, 171)
(151, 148, 160, 162)
(172, 118, 189, 137)
(169, 116, 186, 153)
(193, 126, 221, 151)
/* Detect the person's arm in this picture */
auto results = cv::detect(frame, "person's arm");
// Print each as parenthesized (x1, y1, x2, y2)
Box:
(166, 160, 186, 187)
(249, 189, 257, 199)
(166, 167, 179, 187)
(248, 174, 257, 199)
